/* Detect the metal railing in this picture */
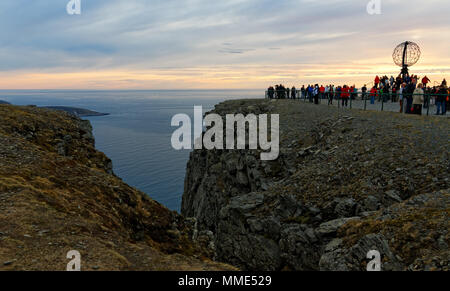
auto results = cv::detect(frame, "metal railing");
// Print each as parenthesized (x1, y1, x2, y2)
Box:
(265, 90, 449, 116)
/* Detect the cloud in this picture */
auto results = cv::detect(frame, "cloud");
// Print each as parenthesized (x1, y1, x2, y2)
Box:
(1, 0, 450, 88)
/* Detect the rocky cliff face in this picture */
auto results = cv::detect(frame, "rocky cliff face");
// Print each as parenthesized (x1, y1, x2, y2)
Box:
(182, 99, 449, 271)
(0, 104, 234, 271)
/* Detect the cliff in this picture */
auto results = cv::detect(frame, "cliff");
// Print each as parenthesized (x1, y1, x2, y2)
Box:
(0, 104, 234, 271)
(182, 99, 449, 271)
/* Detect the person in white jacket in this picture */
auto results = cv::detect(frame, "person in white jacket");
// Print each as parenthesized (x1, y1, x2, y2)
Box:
(412, 84, 425, 115)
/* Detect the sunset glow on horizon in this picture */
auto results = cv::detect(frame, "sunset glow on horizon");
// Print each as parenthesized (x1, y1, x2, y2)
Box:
(2, 0, 450, 90)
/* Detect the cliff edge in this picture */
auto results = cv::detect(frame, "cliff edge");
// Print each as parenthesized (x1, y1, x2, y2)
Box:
(182, 99, 449, 271)
(0, 104, 234, 271)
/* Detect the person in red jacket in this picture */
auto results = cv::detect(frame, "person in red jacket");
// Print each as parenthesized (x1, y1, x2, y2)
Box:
(341, 85, 350, 107)
(422, 76, 430, 88)
(370, 86, 377, 104)
(375, 76, 380, 89)
(319, 85, 325, 101)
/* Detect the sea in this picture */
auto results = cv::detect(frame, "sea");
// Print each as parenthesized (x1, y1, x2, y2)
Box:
(0, 90, 262, 212)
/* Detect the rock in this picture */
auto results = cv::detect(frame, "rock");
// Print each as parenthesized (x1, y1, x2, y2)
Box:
(79, 120, 94, 141)
(236, 171, 248, 185)
(363, 195, 380, 211)
(324, 238, 343, 252)
(437, 235, 448, 250)
(216, 231, 281, 271)
(275, 194, 303, 219)
(248, 216, 281, 239)
(167, 229, 181, 239)
(56, 142, 67, 156)
(279, 224, 321, 270)
(221, 192, 265, 216)
(3, 260, 15, 266)
(385, 190, 402, 203)
(320, 234, 402, 271)
(215, 192, 286, 270)
(316, 217, 360, 236)
(334, 198, 357, 217)
(38, 230, 50, 236)
(64, 135, 72, 143)
(181, 99, 450, 271)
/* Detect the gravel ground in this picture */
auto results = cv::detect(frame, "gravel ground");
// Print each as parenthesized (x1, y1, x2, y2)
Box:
(289, 98, 449, 117)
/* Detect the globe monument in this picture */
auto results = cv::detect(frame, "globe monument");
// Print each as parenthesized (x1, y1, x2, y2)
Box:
(393, 41, 421, 78)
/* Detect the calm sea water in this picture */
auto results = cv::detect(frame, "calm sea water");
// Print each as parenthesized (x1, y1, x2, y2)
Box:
(0, 90, 262, 212)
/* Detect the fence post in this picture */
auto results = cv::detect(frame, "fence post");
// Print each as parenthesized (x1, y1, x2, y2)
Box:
(426, 94, 430, 116)
(381, 94, 384, 111)
(364, 92, 367, 111)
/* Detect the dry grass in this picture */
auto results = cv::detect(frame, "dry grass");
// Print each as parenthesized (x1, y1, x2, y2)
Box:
(0, 104, 235, 271)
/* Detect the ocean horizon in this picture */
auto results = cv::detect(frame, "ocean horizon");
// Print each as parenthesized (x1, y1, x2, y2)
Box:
(0, 89, 263, 212)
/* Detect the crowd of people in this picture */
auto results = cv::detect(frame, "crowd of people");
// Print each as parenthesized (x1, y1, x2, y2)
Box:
(267, 75, 449, 116)
(372, 74, 448, 115)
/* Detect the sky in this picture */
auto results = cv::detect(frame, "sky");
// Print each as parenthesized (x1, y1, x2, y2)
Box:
(1, 0, 450, 89)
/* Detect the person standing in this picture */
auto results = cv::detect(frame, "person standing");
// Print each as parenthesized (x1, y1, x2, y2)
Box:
(291, 86, 297, 99)
(328, 85, 334, 105)
(422, 76, 430, 88)
(350, 85, 357, 100)
(313, 84, 319, 104)
(341, 85, 350, 107)
(275, 84, 281, 99)
(319, 85, 325, 101)
(370, 86, 377, 104)
(308, 85, 314, 103)
(301, 85, 306, 100)
(379, 85, 384, 102)
(396, 75, 403, 87)
(436, 85, 447, 115)
(412, 84, 425, 115)
(405, 80, 416, 114)
(375, 76, 380, 89)
(362, 84, 368, 101)
(268, 86, 275, 99)
(391, 86, 397, 102)
(445, 86, 449, 114)
(384, 83, 390, 102)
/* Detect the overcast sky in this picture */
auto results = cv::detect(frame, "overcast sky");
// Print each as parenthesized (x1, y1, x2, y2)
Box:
(1, 0, 450, 89)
